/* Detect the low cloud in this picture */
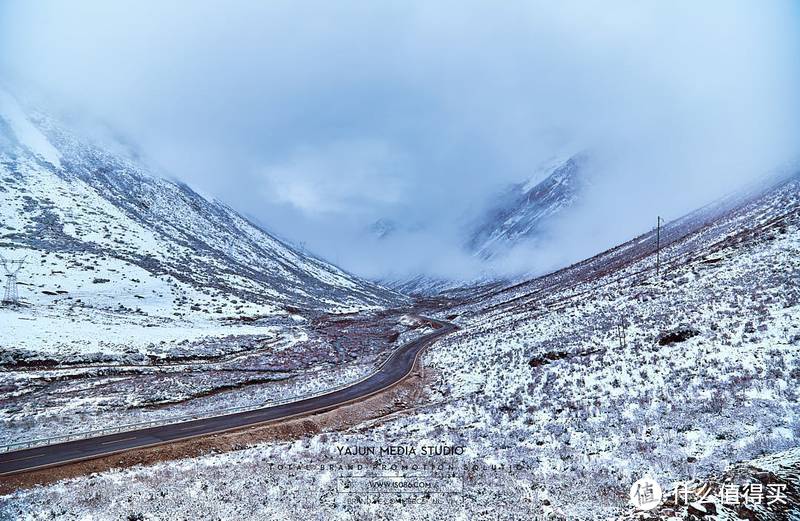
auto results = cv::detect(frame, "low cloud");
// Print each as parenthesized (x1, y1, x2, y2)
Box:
(259, 139, 407, 216)
(1, 1, 798, 281)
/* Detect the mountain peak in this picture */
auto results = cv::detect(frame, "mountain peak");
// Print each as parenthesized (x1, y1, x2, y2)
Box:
(467, 154, 586, 259)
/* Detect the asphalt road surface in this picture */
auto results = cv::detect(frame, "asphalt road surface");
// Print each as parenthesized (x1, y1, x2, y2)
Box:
(0, 318, 456, 476)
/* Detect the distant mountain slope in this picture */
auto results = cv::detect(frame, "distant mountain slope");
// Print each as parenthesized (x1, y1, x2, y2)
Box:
(0, 90, 404, 317)
(467, 154, 585, 259)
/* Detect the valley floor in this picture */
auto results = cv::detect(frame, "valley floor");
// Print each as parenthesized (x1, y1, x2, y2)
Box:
(0, 306, 433, 448)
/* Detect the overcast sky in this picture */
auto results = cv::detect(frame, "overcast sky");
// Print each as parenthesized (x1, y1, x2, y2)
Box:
(1, 1, 798, 280)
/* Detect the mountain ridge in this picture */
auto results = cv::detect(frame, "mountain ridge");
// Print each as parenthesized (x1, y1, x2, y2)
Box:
(0, 90, 405, 317)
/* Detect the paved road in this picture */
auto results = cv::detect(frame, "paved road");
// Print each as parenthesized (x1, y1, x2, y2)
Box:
(0, 318, 456, 476)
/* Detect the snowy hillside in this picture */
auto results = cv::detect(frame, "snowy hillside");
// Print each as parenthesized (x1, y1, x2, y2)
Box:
(0, 89, 403, 324)
(5, 168, 798, 519)
(411, 168, 800, 516)
(467, 153, 585, 259)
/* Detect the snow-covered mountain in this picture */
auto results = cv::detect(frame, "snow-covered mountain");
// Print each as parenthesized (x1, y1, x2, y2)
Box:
(7, 160, 799, 519)
(0, 89, 404, 318)
(466, 154, 585, 259)
(380, 154, 585, 295)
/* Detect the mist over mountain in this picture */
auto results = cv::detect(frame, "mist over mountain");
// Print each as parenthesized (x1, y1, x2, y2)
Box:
(0, 88, 402, 314)
(467, 154, 586, 260)
(1, 1, 798, 283)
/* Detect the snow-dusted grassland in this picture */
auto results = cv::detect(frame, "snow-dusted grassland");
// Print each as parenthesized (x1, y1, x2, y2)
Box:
(3, 174, 798, 520)
(411, 177, 800, 516)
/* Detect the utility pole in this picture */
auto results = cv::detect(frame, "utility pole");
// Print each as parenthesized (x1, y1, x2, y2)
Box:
(656, 216, 662, 278)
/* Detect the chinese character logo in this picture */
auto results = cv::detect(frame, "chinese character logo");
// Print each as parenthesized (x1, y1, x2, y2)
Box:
(630, 477, 662, 511)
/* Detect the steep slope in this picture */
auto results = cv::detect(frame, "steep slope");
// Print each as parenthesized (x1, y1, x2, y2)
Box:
(0, 90, 403, 321)
(467, 153, 585, 259)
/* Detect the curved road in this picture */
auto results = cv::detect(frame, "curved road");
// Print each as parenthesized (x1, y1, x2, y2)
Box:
(0, 318, 456, 476)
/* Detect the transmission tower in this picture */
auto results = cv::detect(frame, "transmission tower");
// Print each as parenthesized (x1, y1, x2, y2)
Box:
(0, 254, 26, 306)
